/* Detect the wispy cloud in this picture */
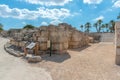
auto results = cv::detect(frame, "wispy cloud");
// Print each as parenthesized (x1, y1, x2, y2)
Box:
(83, 0, 103, 4)
(112, 0, 117, 3)
(0, 4, 71, 20)
(93, 15, 104, 21)
(113, 0, 120, 8)
(19, 0, 72, 6)
(50, 19, 62, 25)
(41, 21, 48, 26)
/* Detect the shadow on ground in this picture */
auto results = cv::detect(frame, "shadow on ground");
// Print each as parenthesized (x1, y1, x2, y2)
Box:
(69, 45, 91, 52)
(40, 45, 91, 63)
(41, 52, 71, 63)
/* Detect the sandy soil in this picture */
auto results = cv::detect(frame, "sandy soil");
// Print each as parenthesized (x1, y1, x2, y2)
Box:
(31, 42, 120, 80)
(0, 37, 52, 80)
(1, 37, 120, 80)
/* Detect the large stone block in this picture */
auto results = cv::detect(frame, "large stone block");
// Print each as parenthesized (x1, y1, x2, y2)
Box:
(115, 22, 120, 65)
(115, 55, 120, 65)
(116, 48, 120, 56)
(28, 56, 42, 63)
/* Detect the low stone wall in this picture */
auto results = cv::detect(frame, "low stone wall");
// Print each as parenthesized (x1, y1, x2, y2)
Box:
(88, 32, 115, 42)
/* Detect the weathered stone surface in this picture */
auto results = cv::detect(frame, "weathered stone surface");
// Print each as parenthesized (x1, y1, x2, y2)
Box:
(9, 23, 89, 54)
(115, 55, 120, 65)
(89, 37, 94, 43)
(116, 48, 120, 56)
(4, 43, 23, 57)
(115, 22, 120, 65)
(28, 56, 42, 63)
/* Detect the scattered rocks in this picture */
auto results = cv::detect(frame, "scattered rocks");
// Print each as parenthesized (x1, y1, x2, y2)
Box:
(4, 43, 24, 57)
(4, 43, 42, 63)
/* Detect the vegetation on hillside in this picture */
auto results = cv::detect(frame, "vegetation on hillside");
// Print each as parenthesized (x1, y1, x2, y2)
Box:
(23, 24, 35, 29)
(0, 23, 3, 32)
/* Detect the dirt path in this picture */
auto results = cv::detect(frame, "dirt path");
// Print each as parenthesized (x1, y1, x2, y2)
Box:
(0, 37, 52, 80)
(31, 42, 120, 80)
(1, 37, 120, 80)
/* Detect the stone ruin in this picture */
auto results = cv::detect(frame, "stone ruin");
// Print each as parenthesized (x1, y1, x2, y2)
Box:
(115, 22, 120, 65)
(9, 23, 89, 54)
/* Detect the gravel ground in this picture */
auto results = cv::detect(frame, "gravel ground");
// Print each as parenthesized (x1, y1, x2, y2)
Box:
(0, 37, 52, 80)
(1, 37, 120, 80)
(31, 42, 120, 80)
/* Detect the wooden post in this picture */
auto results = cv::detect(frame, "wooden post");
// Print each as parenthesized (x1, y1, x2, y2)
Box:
(24, 48, 28, 56)
(35, 42, 39, 55)
(50, 40, 52, 56)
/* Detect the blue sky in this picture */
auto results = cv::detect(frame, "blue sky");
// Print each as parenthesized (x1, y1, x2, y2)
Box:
(0, 0, 120, 31)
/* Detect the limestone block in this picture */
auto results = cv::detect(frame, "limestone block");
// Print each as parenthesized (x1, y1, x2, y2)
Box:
(52, 43, 63, 50)
(28, 56, 42, 63)
(115, 22, 120, 65)
(63, 42, 68, 50)
(39, 43, 47, 51)
(115, 22, 120, 28)
(116, 48, 120, 56)
(38, 37, 47, 42)
(89, 37, 94, 43)
(116, 28, 120, 46)
(116, 55, 120, 65)
(19, 41, 26, 47)
(69, 41, 80, 46)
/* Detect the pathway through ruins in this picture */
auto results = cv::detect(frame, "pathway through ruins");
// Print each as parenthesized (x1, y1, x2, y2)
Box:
(0, 37, 52, 80)
(1, 37, 120, 80)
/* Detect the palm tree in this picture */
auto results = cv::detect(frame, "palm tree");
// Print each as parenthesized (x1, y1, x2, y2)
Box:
(80, 25, 84, 32)
(117, 13, 120, 20)
(85, 22, 91, 33)
(101, 24, 105, 32)
(109, 20, 115, 32)
(97, 19, 103, 32)
(93, 22, 99, 32)
(105, 23, 109, 32)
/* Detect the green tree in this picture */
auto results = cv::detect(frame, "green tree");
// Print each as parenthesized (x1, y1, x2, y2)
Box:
(80, 25, 84, 32)
(23, 24, 35, 29)
(0, 23, 3, 32)
(97, 19, 103, 32)
(93, 22, 99, 32)
(109, 20, 115, 32)
(85, 22, 91, 33)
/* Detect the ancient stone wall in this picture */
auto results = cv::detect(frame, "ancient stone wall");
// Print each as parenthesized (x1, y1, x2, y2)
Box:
(115, 22, 120, 65)
(10, 23, 89, 53)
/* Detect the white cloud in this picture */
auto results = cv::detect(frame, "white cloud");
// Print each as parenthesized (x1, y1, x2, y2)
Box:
(41, 21, 48, 25)
(50, 20, 62, 25)
(22, 22, 26, 25)
(19, 0, 72, 6)
(93, 15, 104, 21)
(112, 0, 117, 3)
(113, 0, 120, 8)
(83, 0, 102, 4)
(0, 4, 70, 20)
(38, 7, 70, 20)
